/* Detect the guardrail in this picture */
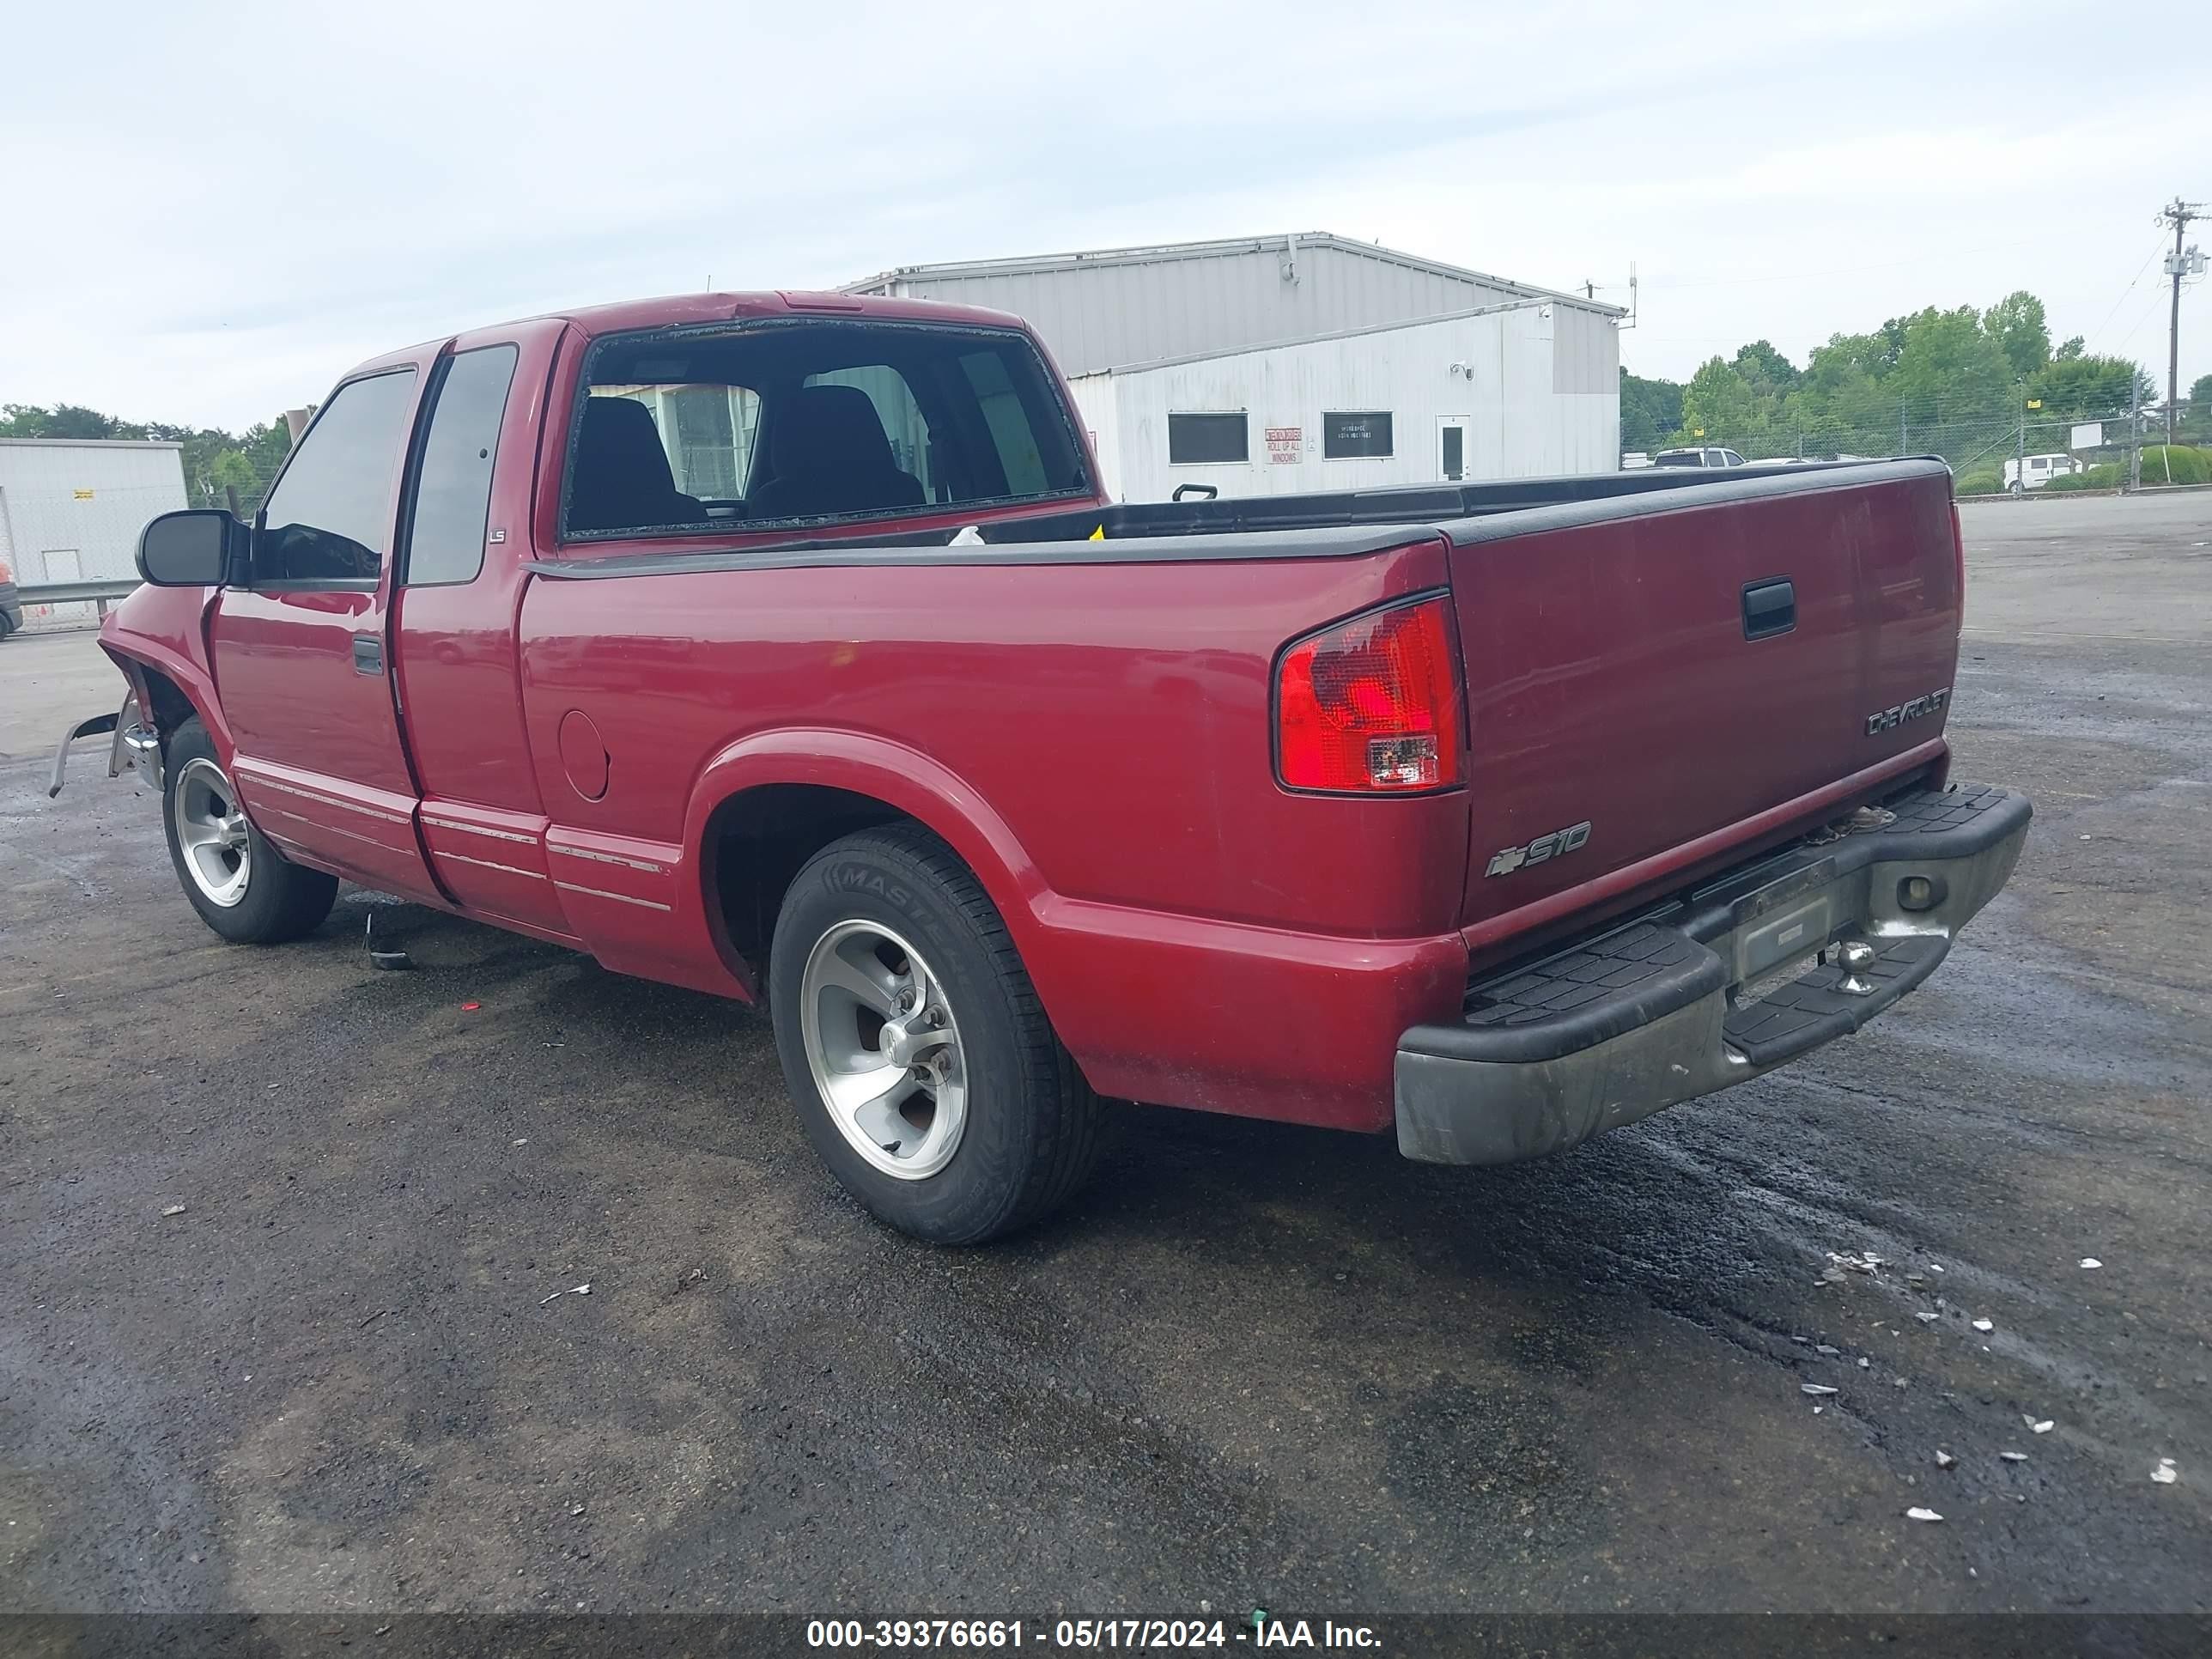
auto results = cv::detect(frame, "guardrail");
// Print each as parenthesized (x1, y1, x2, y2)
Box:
(15, 578, 140, 619)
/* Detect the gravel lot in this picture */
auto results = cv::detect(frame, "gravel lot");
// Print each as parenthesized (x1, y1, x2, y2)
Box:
(2, 494, 2207, 1629)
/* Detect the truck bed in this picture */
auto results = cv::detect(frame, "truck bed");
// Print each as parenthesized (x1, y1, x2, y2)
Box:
(528, 459, 1963, 969)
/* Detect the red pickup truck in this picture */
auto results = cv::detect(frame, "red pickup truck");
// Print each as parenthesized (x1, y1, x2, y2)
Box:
(54, 289, 2028, 1242)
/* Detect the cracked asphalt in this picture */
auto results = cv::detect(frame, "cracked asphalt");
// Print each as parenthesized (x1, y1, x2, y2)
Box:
(1, 494, 2206, 1624)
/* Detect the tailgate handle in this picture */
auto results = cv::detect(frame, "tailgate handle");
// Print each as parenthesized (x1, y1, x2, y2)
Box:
(1742, 578, 1796, 641)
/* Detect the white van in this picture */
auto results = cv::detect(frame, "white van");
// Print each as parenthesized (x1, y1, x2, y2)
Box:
(2002, 453, 2081, 494)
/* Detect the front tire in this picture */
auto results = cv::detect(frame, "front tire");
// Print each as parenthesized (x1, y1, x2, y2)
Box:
(769, 823, 1112, 1244)
(161, 718, 338, 943)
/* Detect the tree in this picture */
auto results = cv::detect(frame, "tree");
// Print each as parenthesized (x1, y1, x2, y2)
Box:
(1984, 290, 2051, 380)
(1677, 353, 1790, 457)
(1891, 305, 2015, 428)
(0, 402, 292, 511)
(2028, 355, 2153, 420)
(1, 402, 136, 441)
(1619, 368, 1684, 453)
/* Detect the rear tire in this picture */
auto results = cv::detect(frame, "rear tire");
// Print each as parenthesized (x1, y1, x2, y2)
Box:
(161, 718, 338, 944)
(768, 823, 1112, 1244)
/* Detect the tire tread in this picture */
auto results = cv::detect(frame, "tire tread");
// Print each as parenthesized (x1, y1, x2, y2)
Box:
(780, 821, 1112, 1243)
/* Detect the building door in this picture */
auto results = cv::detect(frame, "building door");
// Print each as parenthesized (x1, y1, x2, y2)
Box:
(1437, 416, 1473, 483)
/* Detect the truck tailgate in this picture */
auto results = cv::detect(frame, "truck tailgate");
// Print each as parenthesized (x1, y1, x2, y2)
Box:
(1446, 462, 1963, 940)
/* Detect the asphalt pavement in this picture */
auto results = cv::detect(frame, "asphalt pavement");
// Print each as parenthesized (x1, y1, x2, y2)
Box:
(1, 494, 2206, 1628)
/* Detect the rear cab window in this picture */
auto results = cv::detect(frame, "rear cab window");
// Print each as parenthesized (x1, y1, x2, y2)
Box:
(560, 319, 1090, 541)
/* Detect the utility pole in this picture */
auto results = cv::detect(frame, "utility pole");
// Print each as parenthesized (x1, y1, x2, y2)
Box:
(2129, 372, 2142, 492)
(2157, 198, 2207, 447)
(2015, 391, 2027, 496)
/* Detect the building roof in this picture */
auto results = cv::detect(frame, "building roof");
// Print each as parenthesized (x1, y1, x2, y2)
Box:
(0, 437, 184, 450)
(847, 233, 1624, 319)
(843, 233, 1622, 380)
(1066, 295, 1567, 379)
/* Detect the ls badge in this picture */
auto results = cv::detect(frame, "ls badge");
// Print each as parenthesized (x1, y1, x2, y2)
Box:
(1485, 820, 1592, 878)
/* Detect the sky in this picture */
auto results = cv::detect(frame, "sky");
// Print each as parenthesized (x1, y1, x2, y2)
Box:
(5, 0, 2207, 433)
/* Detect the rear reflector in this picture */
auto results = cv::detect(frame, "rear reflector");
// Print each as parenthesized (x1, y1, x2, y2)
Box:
(1276, 596, 1462, 793)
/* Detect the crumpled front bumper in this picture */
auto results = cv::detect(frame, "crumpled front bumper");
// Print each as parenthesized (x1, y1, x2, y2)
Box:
(1395, 782, 2032, 1165)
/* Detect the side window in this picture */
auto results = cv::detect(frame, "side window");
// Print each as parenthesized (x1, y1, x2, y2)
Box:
(1723, 449, 1746, 466)
(1322, 411, 1394, 459)
(257, 369, 418, 584)
(405, 345, 518, 586)
(1168, 412, 1249, 465)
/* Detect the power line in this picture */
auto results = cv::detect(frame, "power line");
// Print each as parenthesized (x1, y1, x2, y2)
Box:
(2081, 233, 2175, 356)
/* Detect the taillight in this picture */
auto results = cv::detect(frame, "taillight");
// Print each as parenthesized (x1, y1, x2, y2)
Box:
(1275, 595, 1462, 793)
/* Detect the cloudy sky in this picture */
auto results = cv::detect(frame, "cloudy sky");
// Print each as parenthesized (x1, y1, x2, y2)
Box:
(6, 0, 2205, 432)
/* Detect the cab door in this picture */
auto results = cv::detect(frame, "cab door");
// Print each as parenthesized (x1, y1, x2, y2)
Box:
(388, 332, 580, 941)
(209, 361, 443, 902)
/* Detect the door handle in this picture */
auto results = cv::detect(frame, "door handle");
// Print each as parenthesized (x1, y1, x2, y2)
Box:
(1741, 578, 1795, 641)
(351, 634, 385, 675)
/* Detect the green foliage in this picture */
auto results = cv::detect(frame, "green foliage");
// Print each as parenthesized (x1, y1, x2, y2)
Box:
(1954, 467, 2005, 495)
(2044, 464, 2123, 492)
(1, 402, 125, 440)
(1619, 368, 1684, 453)
(2028, 355, 2153, 419)
(1890, 306, 2014, 423)
(2043, 447, 2212, 490)
(2134, 444, 2212, 485)
(0, 402, 292, 511)
(1632, 289, 2151, 471)
(1983, 291, 2051, 380)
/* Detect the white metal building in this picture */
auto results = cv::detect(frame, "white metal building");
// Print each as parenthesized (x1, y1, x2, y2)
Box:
(0, 438, 186, 593)
(847, 234, 1622, 501)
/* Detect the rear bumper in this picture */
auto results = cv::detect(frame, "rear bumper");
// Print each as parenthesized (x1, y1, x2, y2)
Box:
(1395, 782, 2031, 1164)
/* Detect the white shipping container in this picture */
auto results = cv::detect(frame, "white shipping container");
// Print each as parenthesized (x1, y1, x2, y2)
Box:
(0, 439, 187, 623)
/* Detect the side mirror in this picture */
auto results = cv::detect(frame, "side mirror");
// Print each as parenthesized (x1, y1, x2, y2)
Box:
(137, 509, 248, 586)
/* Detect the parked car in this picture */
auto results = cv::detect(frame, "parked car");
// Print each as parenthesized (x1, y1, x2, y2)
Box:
(52, 289, 2030, 1242)
(0, 564, 21, 638)
(2002, 453, 2081, 494)
(1653, 446, 1746, 469)
(1620, 451, 1653, 470)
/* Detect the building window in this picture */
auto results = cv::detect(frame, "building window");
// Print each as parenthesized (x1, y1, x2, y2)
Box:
(1322, 411, 1394, 459)
(1168, 412, 1249, 465)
